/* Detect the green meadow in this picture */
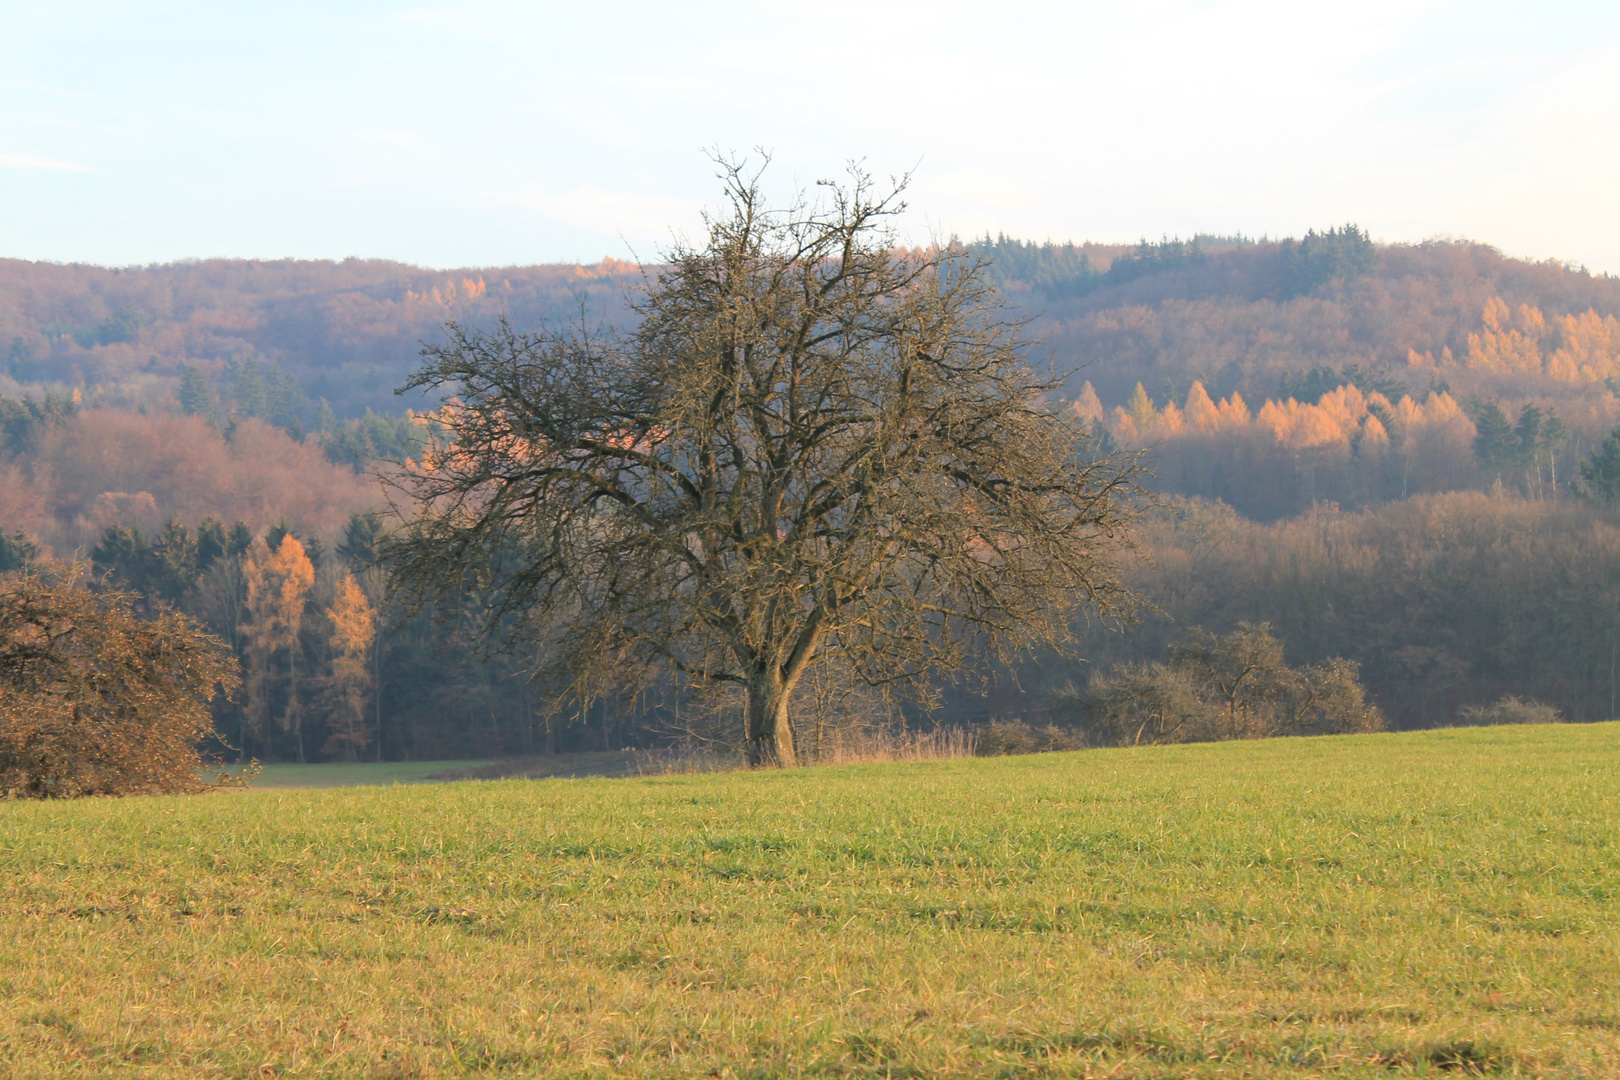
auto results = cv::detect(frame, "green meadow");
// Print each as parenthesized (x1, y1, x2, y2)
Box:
(238, 761, 496, 790)
(2, 725, 1617, 1078)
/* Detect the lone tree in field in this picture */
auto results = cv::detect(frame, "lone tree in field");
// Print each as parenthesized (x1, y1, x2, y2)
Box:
(387, 163, 1141, 765)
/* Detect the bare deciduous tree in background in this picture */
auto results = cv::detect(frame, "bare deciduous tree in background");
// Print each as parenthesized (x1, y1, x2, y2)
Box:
(386, 161, 1143, 765)
(1074, 623, 1385, 746)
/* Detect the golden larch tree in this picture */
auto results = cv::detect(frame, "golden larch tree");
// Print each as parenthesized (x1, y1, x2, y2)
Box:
(242, 535, 315, 760)
(324, 571, 376, 760)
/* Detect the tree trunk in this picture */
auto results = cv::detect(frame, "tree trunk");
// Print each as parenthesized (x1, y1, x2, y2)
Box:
(287, 647, 306, 763)
(373, 640, 383, 762)
(745, 669, 797, 767)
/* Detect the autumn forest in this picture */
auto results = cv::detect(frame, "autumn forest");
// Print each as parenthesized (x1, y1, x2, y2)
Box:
(4, 229, 1620, 761)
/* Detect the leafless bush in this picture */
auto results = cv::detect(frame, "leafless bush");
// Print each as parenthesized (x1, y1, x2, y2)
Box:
(973, 721, 1085, 757)
(806, 726, 977, 765)
(1063, 623, 1384, 746)
(1453, 696, 1563, 727)
(0, 562, 242, 798)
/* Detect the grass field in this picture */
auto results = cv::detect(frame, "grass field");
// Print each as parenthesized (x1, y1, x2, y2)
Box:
(234, 753, 658, 789)
(2, 725, 1617, 1078)
(233, 761, 497, 789)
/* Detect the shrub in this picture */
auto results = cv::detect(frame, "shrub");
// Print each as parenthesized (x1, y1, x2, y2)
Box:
(973, 721, 1085, 757)
(1067, 623, 1385, 746)
(0, 562, 241, 798)
(1455, 695, 1562, 727)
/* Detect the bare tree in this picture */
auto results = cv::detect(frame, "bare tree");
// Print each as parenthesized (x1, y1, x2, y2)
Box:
(386, 160, 1142, 766)
(0, 561, 241, 798)
(1075, 623, 1385, 745)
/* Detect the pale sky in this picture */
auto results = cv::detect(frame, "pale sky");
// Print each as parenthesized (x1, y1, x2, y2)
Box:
(4, 0, 1619, 271)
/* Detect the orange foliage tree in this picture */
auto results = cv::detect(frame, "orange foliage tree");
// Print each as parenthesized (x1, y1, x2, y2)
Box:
(241, 535, 315, 761)
(323, 572, 376, 760)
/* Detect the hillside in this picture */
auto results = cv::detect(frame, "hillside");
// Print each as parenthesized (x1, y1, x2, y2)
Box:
(3, 726, 1615, 1078)
(971, 235, 1620, 517)
(5, 236, 1618, 426)
(995, 236, 1620, 406)
(0, 257, 640, 418)
(6, 234, 1620, 756)
(4, 236, 1619, 525)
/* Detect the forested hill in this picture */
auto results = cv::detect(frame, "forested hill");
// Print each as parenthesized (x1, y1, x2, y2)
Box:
(5, 233, 1620, 526)
(977, 231, 1620, 405)
(7, 236, 1620, 751)
(4, 235, 1618, 422)
(0, 257, 641, 418)
(3, 236, 1620, 417)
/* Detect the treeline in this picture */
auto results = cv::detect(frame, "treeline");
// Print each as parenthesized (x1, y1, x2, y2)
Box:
(67, 513, 576, 763)
(174, 360, 430, 471)
(1055, 277, 1620, 520)
(5, 236, 1620, 761)
(5, 237, 1619, 451)
(1025, 493, 1620, 730)
(974, 225, 1375, 301)
(1071, 372, 1591, 519)
(9, 490, 1610, 763)
(1007, 238, 1620, 418)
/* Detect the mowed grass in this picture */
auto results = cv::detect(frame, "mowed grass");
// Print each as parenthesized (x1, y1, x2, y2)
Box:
(2, 726, 1617, 1078)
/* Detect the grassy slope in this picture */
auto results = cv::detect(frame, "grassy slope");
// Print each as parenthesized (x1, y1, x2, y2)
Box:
(2, 726, 1617, 1078)
(238, 761, 497, 789)
(232, 753, 642, 790)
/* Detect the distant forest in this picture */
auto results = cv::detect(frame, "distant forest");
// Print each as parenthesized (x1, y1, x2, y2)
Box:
(3, 232, 1620, 758)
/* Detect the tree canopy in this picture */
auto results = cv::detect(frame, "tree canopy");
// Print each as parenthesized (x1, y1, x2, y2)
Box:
(1278, 224, 1378, 296)
(386, 161, 1143, 765)
(1581, 424, 1620, 503)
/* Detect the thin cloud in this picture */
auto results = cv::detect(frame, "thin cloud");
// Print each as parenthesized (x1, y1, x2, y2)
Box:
(0, 154, 92, 173)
